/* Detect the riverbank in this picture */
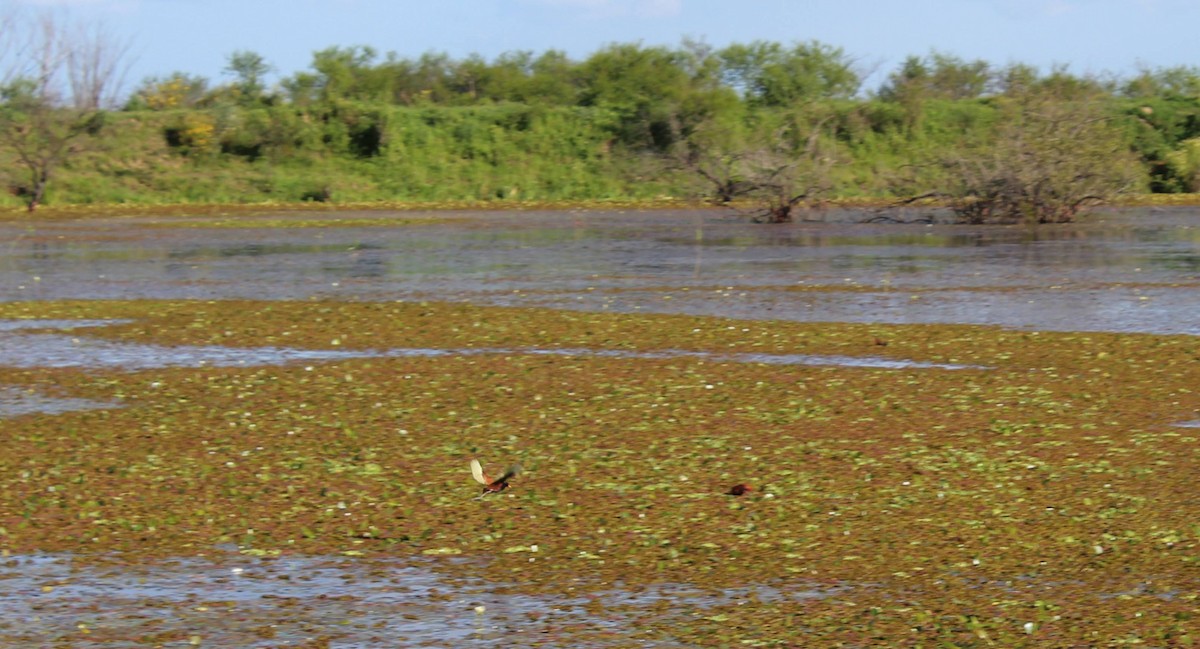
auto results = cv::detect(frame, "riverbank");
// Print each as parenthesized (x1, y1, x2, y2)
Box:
(3, 193, 1200, 224)
(5, 95, 1199, 214)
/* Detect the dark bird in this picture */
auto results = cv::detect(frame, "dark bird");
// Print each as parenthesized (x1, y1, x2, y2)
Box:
(726, 483, 753, 496)
(471, 459, 520, 499)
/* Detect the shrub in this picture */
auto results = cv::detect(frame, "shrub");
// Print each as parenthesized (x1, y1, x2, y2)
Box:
(937, 93, 1145, 224)
(164, 112, 216, 154)
(1165, 137, 1200, 192)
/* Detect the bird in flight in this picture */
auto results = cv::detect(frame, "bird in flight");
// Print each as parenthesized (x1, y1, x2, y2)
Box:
(470, 459, 521, 499)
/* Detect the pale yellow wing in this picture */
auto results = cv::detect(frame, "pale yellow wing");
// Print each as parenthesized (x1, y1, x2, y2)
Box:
(470, 459, 489, 485)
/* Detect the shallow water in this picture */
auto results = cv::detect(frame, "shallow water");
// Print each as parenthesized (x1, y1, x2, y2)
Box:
(2, 207, 1197, 334)
(0, 319, 980, 418)
(0, 551, 832, 647)
(0, 322, 982, 372)
(0, 386, 115, 417)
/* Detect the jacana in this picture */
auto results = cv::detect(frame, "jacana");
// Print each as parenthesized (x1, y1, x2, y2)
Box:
(470, 459, 520, 499)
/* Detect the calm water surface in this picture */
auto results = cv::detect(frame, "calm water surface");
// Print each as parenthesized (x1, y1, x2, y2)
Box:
(2, 207, 1198, 334)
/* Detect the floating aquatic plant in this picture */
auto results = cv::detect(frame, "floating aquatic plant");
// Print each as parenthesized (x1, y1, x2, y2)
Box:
(0, 298, 1197, 645)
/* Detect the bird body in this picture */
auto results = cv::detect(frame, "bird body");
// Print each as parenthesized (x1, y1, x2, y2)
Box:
(470, 459, 520, 498)
(726, 483, 753, 496)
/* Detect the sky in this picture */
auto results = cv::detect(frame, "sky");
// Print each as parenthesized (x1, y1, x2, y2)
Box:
(5, 0, 1198, 93)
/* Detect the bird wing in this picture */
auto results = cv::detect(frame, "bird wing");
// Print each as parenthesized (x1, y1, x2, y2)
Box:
(470, 459, 490, 485)
(497, 464, 522, 483)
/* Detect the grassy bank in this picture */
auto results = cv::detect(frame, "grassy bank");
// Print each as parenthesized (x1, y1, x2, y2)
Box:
(2, 106, 659, 209)
(4, 96, 1198, 212)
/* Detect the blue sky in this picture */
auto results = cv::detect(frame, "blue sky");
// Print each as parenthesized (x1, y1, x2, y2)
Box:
(7, 0, 1199, 92)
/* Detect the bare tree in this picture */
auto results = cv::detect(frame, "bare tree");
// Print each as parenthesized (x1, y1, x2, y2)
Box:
(67, 19, 131, 110)
(667, 118, 755, 203)
(936, 92, 1143, 224)
(0, 8, 131, 211)
(739, 117, 838, 223)
(0, 9, 17, 86)
(672, 110, 840, 222)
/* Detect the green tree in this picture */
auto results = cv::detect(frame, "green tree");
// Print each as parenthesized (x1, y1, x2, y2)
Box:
(525, 49, 579, 105)
(1122, 65, 1200, 99)
(223, 50, 272, 104)
(577, 43, 692, 147)
(1164, 137, 1200, 192)
(459, 51, 523, 102)
(1032, 65, 1113, 100)
(878, 51, 992, 102)
(720, 40, 860, 106)
(877, 52, 993, 133)
(281, 71, 320, 106)
(307, 46, 387, 103)
(994, 63, 1039, 96)
(449, 53, 493, 102)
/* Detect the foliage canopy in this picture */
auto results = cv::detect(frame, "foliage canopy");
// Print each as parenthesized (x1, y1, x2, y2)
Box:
(4, 27, 1200, 212)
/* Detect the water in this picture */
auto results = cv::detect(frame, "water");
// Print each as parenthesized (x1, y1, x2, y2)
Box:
(1, 207, 1197, 645)
(0, 386, 115, 417)
(2, 207, 1197, 334)
(0, 319, 981, 418)
(0, 551, 833, 647)
(0, 320, 985, 372)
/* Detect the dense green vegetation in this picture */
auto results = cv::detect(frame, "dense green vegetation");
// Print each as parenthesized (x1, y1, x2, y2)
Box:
(3, 35, 1200, 218)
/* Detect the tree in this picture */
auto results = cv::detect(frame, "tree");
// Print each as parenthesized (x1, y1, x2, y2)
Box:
(223, 50, 272, 104)
(305, 45, 386, 103)
(577, 43, 692, 147)
(672, 108, 842, 222)
(877, 52, 993, 131)
(0, 9, 131, 211)
(362, 51, 459, 104)
(878, 52, 992, 102)
(1164, 138, 1200, 192)
(1122, 65, 1200, 99)
(525, 49, 579, 105)
(737, 111, 841, 222)
(1032, 64, 1113, 101)
(993, 63, 1039, 96)
(718, 40, 860, 106)
(667, 107, 752, 203)
(933, 91, 1144, 224)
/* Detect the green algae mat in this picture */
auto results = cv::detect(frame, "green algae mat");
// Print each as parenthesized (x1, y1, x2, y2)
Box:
(2, 299, 1198, 646)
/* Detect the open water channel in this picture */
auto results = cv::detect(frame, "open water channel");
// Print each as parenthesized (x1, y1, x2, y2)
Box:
(2, 207, 1198, 334)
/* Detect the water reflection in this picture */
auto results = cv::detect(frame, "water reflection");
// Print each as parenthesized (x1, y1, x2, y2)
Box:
(164, 241, 384, 260)
(0, 318, 129, 331)
(0, 386, 115, 417)
(0, 551, 833, 646)
(1, 208, 1197, 334)
(0, 320, 978, 373)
